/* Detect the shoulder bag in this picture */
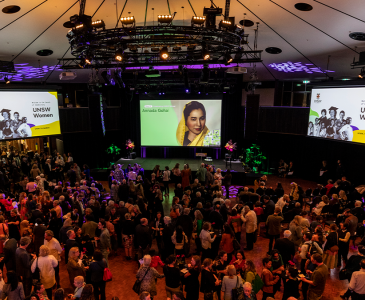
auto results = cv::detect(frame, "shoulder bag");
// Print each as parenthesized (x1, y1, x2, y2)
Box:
(329, 232, 339, 252)
(252, 273, 264, 294)
(232, 276, 244, 300)
(103, 260, 112, 282)
(132, 267, 149, 294)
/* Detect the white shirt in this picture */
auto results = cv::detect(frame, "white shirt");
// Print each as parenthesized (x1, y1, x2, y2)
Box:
(44, 237, 63, 261)
(31, 255, 58, 289)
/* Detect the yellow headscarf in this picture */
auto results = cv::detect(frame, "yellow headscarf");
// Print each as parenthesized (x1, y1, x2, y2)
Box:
(176, 102, 209, 146)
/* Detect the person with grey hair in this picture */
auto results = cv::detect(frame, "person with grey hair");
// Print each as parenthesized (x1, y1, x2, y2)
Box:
(221, 265, 243, 300)
(351, 200, 365, 223)
(242, 282, 257, 300)
(241, 205, 257, 250)
(15, 236, 35, 296)
(176, 208, 193, 256)
(136, 255, 164, 298)
(273, 230, 296, 267)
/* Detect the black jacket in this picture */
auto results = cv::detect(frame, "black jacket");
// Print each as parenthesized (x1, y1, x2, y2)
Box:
(3, 238, 17, 271)
(15, 247, 34, 279)
(89, 259, 106, 282)
(30, 209, 44, 225)
(273, 238, 295, 264)
(134, 224, 152, 249)
(209, 210, 224, 230)
(176, 215, 193, 236)
(65, 239, 80, 264)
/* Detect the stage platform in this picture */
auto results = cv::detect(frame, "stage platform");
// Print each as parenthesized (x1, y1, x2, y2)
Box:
(89, 157, 265, 185)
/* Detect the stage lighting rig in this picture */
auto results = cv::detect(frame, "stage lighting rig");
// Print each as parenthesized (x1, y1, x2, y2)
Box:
(191, 16, 206, 26)
(4, 77, 10, 84)
(225, 53, 233, 64)
(92, 20, 105, 29)
(158, 14, 173, 24)
(359, 67, 365, 79)
(219, 20, 232, 29)
(85, 55, 93, 65)
(120, 16, 135, 27)
(202, 48, 210, 60)
(160, 47, 169, 60)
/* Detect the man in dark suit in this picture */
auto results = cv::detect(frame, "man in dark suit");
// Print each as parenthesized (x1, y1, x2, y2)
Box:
(33, 218, 47, 256)
(263, 195, 275, 222)
(176, 208, 193, 256)
(135, 218, 152, 260)
(64, 229, 80, 264)
(274, 230, 296, 267)
(162, 216, 175, 260)
(29, 203, 44, 225)
(209, 204, 224, 231)
(16, 236, 36, 297)
(1, 235, 17, 271)
(44, 159, 53, 180)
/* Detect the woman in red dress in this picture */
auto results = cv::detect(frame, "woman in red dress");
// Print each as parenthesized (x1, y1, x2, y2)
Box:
(181, 164, 191, 189)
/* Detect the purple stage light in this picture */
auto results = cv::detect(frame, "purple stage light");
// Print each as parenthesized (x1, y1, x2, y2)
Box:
(269, 61, 335, 73)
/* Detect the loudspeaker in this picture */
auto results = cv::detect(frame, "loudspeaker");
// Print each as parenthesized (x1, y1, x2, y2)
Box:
(245, 94, 260, 140)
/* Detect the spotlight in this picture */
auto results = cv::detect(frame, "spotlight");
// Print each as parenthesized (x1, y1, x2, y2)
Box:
(191, 16, 206, 25)
(115, 49, 124, 61)
(160, 47, 169, 60)
(85, 55, 92, 64)
(91, 20, 105, 29)
(359, 68, 365, 78)
(78, 58, 86, 68)
(158, 15, 173, 24)
(4, 77, 10, 84)
(120, 16, 135, 25)
(219, 20, 232, 29)
(202, 49, 210, 60)
(225, 53, 233, 64)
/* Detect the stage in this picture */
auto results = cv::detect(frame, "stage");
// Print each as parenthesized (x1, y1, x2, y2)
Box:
(89, 157, 264, 185)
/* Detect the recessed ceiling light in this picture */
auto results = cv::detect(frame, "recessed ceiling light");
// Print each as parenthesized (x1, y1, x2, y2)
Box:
(63, 21, 74, 28)
(265, 47, 282, 54)
(239, 20, 254, 27)
(294, 3, 313, 11)
(2, 5, 21, 14)
(349, 32, 365, 41)
(36, 49, 53, 56)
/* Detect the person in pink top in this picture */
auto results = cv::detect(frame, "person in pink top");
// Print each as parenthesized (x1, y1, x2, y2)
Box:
(0, 194, 13, 211)
(254, 201, 264, 236)
(149, 249, 164, 269)
(26, 178, 37, 193)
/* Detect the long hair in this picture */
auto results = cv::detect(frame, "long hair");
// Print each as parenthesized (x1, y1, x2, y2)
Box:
(176, 225, 184, 243)
(223, 224, 234, 238)
(6, 271, 18, 291)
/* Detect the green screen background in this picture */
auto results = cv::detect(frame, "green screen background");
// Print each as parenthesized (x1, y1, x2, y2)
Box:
(140, 100, 180, 146)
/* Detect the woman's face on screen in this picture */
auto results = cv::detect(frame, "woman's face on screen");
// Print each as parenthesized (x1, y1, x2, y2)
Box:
(186, 108, 206, 135)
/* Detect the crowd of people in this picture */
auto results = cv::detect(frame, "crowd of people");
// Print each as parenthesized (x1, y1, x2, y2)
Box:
(0, 149, 362, 300)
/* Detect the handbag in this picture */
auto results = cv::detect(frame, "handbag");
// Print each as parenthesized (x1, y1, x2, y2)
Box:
(103, 260, 112, 282)
(339, 268, 349, 281)
(329, 232, 339, 252)
(132, 267, 150, 294)
(204, 292, 214, 300)
(252, 273, 264, 294)
(231, 276, 244, 300)
(32, 258, 41, 286)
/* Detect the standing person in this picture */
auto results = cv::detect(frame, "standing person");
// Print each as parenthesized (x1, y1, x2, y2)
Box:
(241, 206, 257, 251)
(135, 218, 152, 260)
(193, 210, 204, 255)
(176, 208, 193, 257)
(66, 247, 87, 287)
(31, 245, 58, 300)
(229, 250, 246, 276)
(201, 258, 218, 299)
(122, 213, 135, 260)
(162, 217, 174, 261)
(282, 267, 300, 300)
(221, 265, 243, 300)
(266, 207, 283, 254)
(171, 226, 188, 257)
(136, 255, 165, 299)
(338, 222, 351, 268)
(300, 254, 328, 300)
(196, 163, 207, 185)
(2, 271, 25, 300)
(220, 225, 234, 263)
(15, 237, 35, 297)
(323, 223, 339, 271)
(172, 163, 181, 188)
(184, 255, 201, 300)
(228, 209, 242, 244)
(1, 235, 17, 272)
(89, 250, 107, 300)
(222, 170, 232, 198)
(44, 230, 62, 288)
(7, 209, 21, 242)
(341, 259, 365, 300)
(98, 220, 111, 266)
(299, 232, 323, 273)
(200, 222, 216, 261)
(261, 257, 280, 300)
(289, 215, 303, 251)
(273, 230, 295, 267)
(181, 165, 191, 190)
(33, 218, 47, 257)
(162, 166, 171, 196)
(213, 251, 228, 300)
(163, 255, 181, 300)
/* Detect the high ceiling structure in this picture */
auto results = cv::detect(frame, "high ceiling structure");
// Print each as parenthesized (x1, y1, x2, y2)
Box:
(0, 0, 365, 83)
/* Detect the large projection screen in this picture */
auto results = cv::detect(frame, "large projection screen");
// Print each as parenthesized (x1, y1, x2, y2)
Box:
(0, 91, 61, 140)
(140, 99, 222, 147)
(307, 87, 365, 144)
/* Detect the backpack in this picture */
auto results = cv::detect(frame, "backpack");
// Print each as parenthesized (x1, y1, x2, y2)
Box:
(306, 242, 318, 259)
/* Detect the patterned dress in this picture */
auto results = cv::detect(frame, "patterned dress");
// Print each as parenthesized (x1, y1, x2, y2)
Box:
(136, 266, 164, 296)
